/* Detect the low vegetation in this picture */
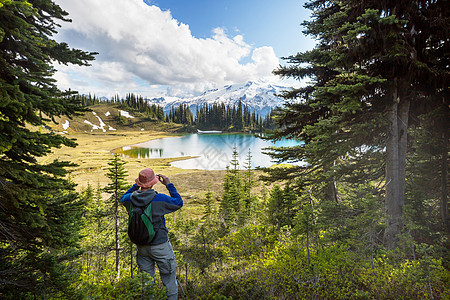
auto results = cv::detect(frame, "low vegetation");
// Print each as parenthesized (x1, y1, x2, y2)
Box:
(66, 144, 448, 299)
(1, 0, 448, 299)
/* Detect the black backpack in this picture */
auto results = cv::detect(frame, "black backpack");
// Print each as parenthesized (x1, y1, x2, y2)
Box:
(127, 197, 156, 245)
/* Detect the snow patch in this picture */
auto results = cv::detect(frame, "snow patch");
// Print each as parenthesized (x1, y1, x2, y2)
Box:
(83, 111, 118, 132)
(84, 120, 101, 132)
(105, 111, 111, 116)
(92, 112, 107, 132)
(119, 110, 135, 118)
(62, 120, 70, 130)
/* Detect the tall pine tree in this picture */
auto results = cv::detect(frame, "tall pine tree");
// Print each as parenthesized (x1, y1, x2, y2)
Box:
(104, 154, 128, 279)
(0, 0, 96, 296)
(269, 0, 448, 248)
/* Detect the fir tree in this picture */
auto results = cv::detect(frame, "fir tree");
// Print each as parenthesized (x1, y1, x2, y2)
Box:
(269, 0, 449, 248)
(266, 183, 297, 232)
(203, 189, 214, 225)
(104, 154, 128, 278)
(267, 185, 285, 231)
(242, 148, 256, 219)
(220, 146, 244, 226)
(0, 0, 96, 296)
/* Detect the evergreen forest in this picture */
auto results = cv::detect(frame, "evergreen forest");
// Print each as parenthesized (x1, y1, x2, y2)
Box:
(77, 92, 274, 132)
(0, 0, 448, 299)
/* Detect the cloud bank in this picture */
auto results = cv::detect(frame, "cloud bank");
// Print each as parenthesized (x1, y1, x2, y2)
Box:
(53, 0, 281, 97)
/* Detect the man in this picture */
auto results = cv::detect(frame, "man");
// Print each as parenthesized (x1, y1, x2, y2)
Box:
(120, 168, 183, 300)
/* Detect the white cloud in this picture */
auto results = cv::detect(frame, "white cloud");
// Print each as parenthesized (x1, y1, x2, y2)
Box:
(53, 0, 281, 97)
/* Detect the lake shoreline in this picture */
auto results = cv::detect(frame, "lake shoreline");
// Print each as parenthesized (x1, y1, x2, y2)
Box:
(39, 129, 280, 220)
(39, 130, 205, 190)
(113, 132, 300, 170)
(39, 130, 239, 219)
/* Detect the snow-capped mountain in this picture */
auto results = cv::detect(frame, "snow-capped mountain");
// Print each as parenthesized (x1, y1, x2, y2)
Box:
(148, 81, 290, 116)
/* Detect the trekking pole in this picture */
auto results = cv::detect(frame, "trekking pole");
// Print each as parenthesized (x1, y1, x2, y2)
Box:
(177, 278, 187, 299)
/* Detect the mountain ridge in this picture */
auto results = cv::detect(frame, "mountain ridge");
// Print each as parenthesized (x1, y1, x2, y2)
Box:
(147, 80, 290, 116)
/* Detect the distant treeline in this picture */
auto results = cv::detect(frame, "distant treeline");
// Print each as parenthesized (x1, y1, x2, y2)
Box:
(77, 93, 274, 132)
(167, 101, 273, 131)
(79, 93, 165, 121)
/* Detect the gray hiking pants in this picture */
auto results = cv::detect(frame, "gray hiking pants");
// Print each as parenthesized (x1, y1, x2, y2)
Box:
(137, 240, 178, 300)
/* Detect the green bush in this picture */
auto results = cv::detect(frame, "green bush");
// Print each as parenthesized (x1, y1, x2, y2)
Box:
(75, 270, 166, 299)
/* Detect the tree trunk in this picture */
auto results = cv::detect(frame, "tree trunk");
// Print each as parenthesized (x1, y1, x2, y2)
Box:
(324, 162, 338, 203)
(384, 78, 409, 248)
(131, 243, 134, 278)
(441, 101, 449, 230)
(327, 180, 338, 203)
(115, 191, 120, 279)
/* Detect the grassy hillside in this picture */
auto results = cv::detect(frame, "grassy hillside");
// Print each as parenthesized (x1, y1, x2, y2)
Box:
(49, 104, 174, 133)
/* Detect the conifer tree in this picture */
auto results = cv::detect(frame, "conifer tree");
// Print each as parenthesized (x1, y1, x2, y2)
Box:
(229, 145, 242, 215)
(243, 148, 256, 218)
(234, 101, 244, 130)
(104, 154, 128, 278)
(220, 146, 243, 226)
(0, 0, 95, 296)
(266, 183, 297, 232)
(269, 0, 449, 248)
(203, 190, 214, 225)
(267, 185, 285, 231)
(80, 181, 111, 276)
(406, 108, 449, 243)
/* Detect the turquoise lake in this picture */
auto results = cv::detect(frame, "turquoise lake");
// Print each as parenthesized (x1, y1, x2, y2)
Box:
(116, 133, 301, 170)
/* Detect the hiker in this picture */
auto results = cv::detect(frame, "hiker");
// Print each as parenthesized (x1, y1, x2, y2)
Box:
(120, 168, 183, 300)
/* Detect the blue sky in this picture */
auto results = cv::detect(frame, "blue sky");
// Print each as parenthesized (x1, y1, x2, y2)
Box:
(53, 0, 315, 98)
(149, 0, 315, 58)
